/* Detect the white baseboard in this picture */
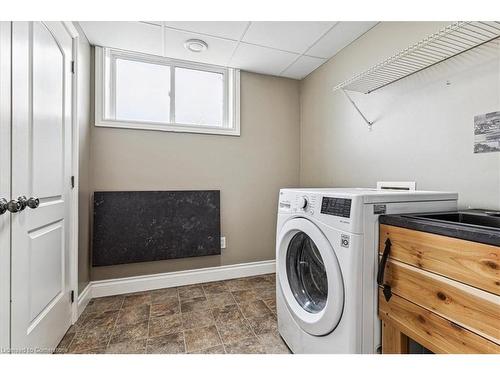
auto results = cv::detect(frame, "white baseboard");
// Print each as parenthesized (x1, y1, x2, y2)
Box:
(77, 283, 92, 318)
(90, 259, 276, 299)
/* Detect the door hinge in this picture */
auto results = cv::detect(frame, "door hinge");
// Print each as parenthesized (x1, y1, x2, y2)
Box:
(71, 60, 75, 74)
(71, 175, 75, 189)
(70, 290, 75, 303)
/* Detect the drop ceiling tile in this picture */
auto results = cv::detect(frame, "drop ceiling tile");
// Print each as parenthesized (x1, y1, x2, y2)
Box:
(163, 21, 249, 40)
(281, 55, 326, 79)
(163, 28, 237, 66)
(79, 21, 163, 56)
(307, 21, 378, 58)
(229, 42, 299, 76)
(242, 21, 335, 54)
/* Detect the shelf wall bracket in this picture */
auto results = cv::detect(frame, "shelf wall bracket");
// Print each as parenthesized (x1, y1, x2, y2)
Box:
(342, 89, 374, 129)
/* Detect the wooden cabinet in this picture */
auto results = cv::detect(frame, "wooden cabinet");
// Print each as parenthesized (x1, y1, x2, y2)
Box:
(378, 224, 500, 354)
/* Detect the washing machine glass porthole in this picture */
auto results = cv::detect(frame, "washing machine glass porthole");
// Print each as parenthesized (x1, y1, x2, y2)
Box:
(286, 231, 328, 314)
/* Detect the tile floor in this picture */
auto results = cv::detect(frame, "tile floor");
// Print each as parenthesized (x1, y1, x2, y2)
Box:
(56, 273, 291, 354)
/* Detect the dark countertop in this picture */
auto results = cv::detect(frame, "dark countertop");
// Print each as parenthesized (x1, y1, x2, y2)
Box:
(379, 210, 500, 247)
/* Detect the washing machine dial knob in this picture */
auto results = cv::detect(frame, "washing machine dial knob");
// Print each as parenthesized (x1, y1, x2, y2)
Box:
(298, 196, 308, 209)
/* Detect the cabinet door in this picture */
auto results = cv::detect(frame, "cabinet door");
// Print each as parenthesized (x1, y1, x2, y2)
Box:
(10, 21, 73, 353)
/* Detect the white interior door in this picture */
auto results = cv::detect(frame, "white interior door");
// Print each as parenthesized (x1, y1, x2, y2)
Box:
(10, 21, 73, 353)
(0, 21, 12, 352)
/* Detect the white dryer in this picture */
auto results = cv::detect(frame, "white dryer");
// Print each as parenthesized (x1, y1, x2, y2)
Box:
(276, 188, 458, 354)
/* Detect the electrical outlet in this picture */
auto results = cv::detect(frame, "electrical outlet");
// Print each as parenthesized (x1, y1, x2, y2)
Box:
(220, 236, 226, 249)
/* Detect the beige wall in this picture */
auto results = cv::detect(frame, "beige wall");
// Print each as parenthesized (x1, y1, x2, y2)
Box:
(300, 22, 500, 209)
(90, 71, 300, 280)
(75, 24, 92, 293)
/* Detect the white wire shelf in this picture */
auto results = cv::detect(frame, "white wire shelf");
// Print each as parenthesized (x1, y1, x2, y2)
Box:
(333, 21, 500, 94)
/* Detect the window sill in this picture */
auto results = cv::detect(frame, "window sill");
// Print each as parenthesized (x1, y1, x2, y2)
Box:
(95, 119, 241, 137)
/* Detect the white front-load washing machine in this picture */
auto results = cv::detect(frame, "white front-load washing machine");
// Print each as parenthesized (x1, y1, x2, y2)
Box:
(276, 188, 458, 354)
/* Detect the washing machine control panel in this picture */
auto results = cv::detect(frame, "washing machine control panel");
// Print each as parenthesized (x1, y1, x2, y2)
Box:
(278, 190, 363, 233)
(296, 194, 317, 215)
(278, 191, 317, 214)
(320, 197, 352, 218)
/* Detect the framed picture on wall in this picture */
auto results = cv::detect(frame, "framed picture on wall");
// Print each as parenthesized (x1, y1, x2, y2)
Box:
(474, 111, 500, 153)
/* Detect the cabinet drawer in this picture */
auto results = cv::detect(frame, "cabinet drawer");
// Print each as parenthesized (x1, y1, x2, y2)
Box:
(383, 259, 500, 342)
(379, 290, 500, 353)
(379, 224, 499, 295)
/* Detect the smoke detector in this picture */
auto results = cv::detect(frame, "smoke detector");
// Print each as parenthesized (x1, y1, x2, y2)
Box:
(184, 39, 208, 53)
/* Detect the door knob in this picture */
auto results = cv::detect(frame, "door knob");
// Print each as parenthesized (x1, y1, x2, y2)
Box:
(7, 199, 21, 213)
(18, 196, 28, 210)
(7, 196, 27, 213)
(0, 198, 7, 215)
(27, 197, 40, 209)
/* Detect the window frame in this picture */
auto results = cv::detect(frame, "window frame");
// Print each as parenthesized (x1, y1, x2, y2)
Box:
(95, 46, 240, 136)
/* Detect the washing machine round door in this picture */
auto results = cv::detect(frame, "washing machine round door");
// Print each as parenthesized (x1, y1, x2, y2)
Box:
(278, 218, 344, 336)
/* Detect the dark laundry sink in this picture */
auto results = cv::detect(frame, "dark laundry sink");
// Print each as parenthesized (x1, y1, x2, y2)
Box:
(379, 209, 500, 247)
(409, 211, 500, 230)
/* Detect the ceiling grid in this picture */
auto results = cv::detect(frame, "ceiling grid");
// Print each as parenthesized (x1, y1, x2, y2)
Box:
(79, 21, 378, 79)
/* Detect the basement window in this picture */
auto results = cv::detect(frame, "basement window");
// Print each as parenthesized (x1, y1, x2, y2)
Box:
(95, 47, 240, 136)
